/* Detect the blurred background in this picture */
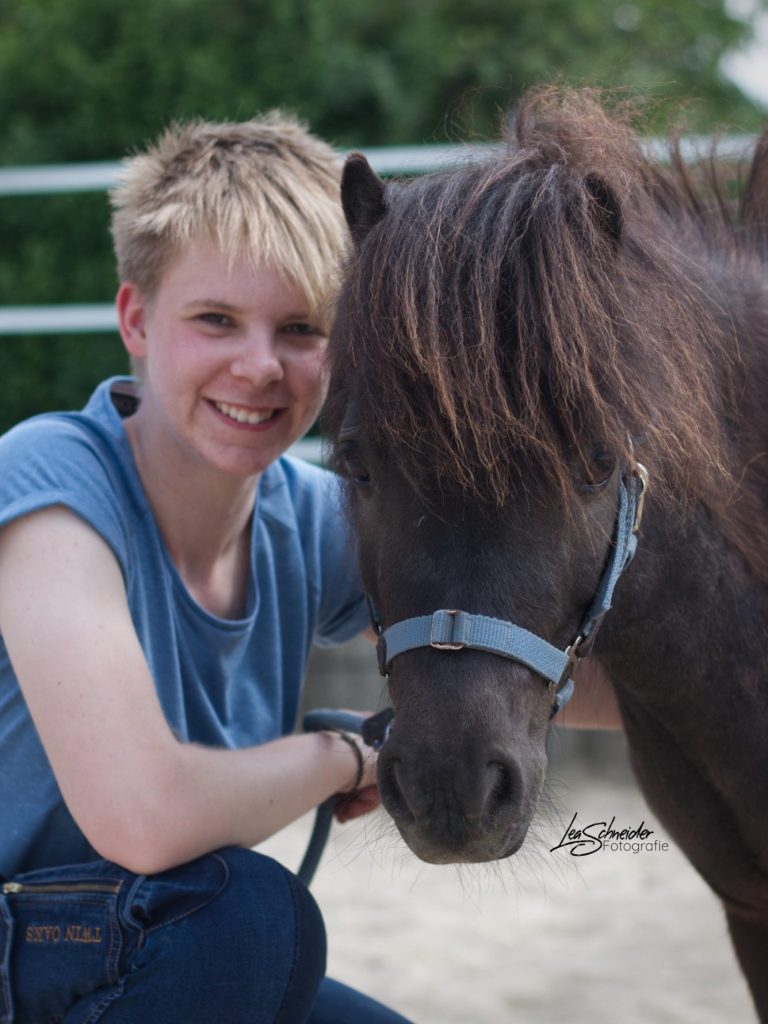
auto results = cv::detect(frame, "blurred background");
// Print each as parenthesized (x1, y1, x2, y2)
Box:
(2, 4, 766, 1017)
(1, 0, 767, 432)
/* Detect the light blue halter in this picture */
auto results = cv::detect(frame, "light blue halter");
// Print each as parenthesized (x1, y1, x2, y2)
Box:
(372, 463, 648, 718)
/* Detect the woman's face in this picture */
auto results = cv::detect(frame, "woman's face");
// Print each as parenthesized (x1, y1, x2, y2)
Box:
(118, 239, 329, 481)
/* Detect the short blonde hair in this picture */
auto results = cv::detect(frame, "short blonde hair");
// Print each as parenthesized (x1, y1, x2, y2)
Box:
(110, 112, 348, 330)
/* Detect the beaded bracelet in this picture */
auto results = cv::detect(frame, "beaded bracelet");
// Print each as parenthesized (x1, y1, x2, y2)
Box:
(335, 732, 365, 792)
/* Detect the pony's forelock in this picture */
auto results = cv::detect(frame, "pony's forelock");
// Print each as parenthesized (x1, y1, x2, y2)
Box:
(327, 88, 767, 573)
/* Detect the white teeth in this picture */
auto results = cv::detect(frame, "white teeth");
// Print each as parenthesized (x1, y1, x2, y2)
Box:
(214, 401, 276, 425)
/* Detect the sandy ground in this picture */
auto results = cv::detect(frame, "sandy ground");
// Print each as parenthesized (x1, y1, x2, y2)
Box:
(259, 770, 755, 1024)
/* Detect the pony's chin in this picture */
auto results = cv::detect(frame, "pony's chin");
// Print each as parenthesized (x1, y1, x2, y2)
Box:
(397, 824, 529, 865)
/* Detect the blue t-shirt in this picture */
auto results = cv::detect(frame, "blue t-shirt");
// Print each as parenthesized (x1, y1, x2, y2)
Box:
(0, 378, 368, 879)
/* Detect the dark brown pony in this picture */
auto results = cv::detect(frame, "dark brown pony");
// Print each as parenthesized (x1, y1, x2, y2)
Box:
(325, 89, 768, 1016)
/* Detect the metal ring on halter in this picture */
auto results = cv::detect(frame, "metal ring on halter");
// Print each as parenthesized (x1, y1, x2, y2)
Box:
(632, 462, 649, 533)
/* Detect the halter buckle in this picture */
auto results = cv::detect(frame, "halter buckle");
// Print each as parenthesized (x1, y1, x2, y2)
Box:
(376, 634, 389, 677)
(632, 462, 649, 534)
(429, 609, 466, 650)
(564, 634, 586, 670)
(548, 634, 585, 704)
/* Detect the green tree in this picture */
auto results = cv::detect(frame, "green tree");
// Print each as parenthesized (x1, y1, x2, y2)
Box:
(0, 0, 766, 430)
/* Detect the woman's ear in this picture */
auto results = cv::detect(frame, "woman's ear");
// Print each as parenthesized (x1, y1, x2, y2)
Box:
(116, 282, 148, 359)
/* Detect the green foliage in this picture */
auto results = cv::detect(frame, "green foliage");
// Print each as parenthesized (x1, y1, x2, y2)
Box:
(0, 334, 127, 435)
(1, 0, 766, 428)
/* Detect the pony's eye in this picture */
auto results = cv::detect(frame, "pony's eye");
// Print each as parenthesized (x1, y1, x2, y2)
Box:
(580, 444, 616, 492)
(346, 463, 372, 487)
(336, 442, 372, 487)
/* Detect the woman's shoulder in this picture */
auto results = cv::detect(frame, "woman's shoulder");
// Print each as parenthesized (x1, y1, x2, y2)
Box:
(0, 379, 129, 465)
(0, 382, 141, 563)
(260, 454, 344, 523)
(0, 408, 123, 496)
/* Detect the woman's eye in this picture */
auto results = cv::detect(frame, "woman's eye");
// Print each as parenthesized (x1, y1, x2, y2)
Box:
(282, 322, 323, 338)
(197, 312, 232, 328)
(580, 444, 616, 492)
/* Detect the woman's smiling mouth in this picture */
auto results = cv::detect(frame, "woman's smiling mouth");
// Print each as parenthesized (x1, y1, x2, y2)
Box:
(211, 400, 282, 426)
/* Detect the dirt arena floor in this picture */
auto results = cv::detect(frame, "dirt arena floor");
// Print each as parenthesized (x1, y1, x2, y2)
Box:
(282, 639, 756, 1022)
(260, 765, 755, 1023)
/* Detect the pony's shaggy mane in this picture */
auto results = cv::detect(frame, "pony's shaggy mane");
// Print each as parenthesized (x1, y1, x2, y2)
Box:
(326, 88, 768, 579)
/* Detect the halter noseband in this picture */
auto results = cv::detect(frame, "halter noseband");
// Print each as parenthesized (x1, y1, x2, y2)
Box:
(368, 461, 648, 719)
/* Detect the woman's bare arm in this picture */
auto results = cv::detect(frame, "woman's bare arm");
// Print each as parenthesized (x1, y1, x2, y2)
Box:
(0, 507, 373, 875)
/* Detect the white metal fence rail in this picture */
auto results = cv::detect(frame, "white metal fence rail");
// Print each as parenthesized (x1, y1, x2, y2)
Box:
(0, 143, 494, 337)
(1, 135, 758, 460)
(0, 135, 757, 337)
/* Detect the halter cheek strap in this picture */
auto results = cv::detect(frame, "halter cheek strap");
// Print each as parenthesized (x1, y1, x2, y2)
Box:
(371, 464, 648, 718)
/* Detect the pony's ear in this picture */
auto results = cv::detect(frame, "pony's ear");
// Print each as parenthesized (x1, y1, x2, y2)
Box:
(585, 174, 623, 247)
(342, 153, 387, 245)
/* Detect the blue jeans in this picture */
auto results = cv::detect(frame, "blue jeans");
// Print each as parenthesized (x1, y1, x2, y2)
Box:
(0, 847, 412, 1024)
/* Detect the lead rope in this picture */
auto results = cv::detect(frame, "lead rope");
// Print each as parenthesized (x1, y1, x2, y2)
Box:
(298, 708, 394, 886)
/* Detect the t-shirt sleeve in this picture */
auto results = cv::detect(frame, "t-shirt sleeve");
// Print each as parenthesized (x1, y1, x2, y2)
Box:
(0, 416, 131, 579)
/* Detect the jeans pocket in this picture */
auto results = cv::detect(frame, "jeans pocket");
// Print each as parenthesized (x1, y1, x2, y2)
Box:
(2, 877, 123, 1024)
(122, 851, 229, 935)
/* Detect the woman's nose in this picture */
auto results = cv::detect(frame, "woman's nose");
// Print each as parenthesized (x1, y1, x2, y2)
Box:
(229, 332, 284, 385)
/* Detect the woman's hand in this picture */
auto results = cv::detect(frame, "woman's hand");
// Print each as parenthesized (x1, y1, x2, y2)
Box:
(324, 710, 381, 822)
(335, 784, 381, 823)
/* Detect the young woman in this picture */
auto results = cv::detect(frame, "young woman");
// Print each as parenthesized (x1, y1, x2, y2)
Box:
(0, 115, 408, 1024)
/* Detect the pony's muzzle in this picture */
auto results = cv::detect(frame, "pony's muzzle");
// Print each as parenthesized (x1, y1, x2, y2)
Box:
(377, 741, 530, 862)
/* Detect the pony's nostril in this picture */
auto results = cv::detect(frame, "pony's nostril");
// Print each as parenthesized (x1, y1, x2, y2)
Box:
(461, 761, 515, 824)
(483, 760, 515, 817)
(392, 759, 429, 819)
(378, 754, 417, 823)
